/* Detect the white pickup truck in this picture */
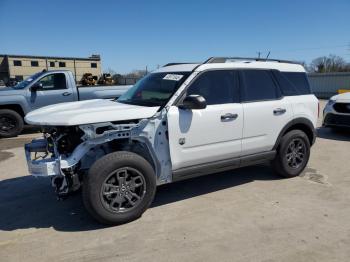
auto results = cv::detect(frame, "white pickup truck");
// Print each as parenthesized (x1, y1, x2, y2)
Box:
(24, 57, 318, 225)
(0, 70, 131, 137)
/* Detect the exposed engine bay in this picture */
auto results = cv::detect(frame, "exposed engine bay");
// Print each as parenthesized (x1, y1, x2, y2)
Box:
(25, 112, 172, 199)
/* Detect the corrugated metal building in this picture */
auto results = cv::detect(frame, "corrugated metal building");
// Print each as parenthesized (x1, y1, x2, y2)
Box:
(308, 72, 350, 98)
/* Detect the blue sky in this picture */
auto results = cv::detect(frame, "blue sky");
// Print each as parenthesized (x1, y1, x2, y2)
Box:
(0, 0, 349, 73)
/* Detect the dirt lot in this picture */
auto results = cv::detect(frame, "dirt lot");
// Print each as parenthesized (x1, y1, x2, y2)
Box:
(0, 100, 350, 262)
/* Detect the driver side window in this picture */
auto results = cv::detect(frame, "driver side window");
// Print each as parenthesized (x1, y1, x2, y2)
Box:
(186, 70, 239, 105)
(37, 73, 67, 90)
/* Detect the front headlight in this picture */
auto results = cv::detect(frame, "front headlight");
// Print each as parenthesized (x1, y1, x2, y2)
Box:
(327, 99, 336, 107)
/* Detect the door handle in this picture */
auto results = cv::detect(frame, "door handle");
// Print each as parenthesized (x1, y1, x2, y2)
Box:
(273, 108, 286, 115)
(221, 113, 238, 121)
(62, 92, 72, 96)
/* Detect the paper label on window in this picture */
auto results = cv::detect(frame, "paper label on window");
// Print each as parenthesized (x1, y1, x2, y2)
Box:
(163, 74, 183, 81)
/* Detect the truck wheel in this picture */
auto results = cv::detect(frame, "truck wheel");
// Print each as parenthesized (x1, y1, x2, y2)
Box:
(0, 109, 24, 138)
(272, 130, 310, 178)
(82, 151, 156, 225)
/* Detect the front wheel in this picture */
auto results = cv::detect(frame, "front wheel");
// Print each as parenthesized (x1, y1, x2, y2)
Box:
(0, 109, 24, 138)
(82, 151, 156, 225)
(272, 130, 310, 178)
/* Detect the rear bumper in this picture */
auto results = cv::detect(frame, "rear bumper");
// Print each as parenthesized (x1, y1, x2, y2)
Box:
(25, 139, 61, 177)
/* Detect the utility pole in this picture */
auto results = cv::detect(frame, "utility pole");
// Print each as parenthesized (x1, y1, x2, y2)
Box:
(257, 51, 261, 59)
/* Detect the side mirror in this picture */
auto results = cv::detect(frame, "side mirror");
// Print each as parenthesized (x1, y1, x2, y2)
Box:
(30, 82, 43, 92)
(179, 94, 207, 110)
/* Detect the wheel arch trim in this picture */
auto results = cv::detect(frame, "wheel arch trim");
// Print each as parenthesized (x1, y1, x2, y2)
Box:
(273, 117, 316, 150)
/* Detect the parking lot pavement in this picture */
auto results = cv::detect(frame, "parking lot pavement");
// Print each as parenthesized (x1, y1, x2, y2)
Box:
(0, 100, 350, 262)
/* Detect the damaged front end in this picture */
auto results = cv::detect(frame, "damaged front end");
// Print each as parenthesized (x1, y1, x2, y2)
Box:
(25, 111, 172, 199)
(25, 122, 140, 198)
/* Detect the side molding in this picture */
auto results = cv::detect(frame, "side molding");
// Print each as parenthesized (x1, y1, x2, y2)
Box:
(173, 150, 276, 182)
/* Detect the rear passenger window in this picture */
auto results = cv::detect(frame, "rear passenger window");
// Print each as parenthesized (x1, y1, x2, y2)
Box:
(272, 70, 298, 96)
(281, 72, 311, 95)
(187, 70, 239, 105)
(241, 70, 281, 102)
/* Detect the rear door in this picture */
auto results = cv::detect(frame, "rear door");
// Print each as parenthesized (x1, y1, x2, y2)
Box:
(240, 69, 293, 155)
(167, 69, 243, 170)
(28, 73, 75, 109)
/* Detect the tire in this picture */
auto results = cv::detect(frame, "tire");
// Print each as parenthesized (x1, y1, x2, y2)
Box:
(272, 129, 310, 178)
(82, 151, 156, 225)
(0, 109, 24, 138)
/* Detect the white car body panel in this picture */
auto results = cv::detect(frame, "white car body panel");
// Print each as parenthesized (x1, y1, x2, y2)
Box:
(25, 99, 159, 126)
(197, 62, 305, 73)
(241, 98, 294, 155)
(330, 92, 350, 103)
(167, 104, 243, 170)
(290, 95, 319, 128)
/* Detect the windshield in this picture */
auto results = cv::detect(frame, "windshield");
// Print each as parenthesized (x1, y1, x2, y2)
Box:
(13, 72, 44, 89)
(117, 72, 191, 107)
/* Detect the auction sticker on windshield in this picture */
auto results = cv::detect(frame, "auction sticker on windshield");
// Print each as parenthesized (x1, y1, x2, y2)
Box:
(163, 74, 183, 81)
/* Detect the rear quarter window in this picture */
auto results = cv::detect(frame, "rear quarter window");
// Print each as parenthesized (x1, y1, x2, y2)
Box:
(281, 72, 311, 95)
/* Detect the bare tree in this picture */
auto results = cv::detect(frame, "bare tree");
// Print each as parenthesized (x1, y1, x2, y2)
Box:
(310, 54, 348, 73)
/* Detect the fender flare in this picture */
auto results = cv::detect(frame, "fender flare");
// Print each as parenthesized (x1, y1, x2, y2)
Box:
(273, 117, 316, 150)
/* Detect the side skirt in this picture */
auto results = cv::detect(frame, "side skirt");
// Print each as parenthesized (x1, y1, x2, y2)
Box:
(172, 150, 276, 182)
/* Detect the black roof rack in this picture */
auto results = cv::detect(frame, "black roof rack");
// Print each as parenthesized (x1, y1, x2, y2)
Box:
(163, 62, 200, 67)
(204, 57, 300, 65)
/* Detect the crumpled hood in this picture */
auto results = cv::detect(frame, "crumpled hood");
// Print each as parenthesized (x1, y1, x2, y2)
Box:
(25, 99, 160, 126)
(330, 92, 350, 103)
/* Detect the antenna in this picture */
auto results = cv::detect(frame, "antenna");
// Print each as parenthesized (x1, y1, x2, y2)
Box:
(266, 51, 271, 61)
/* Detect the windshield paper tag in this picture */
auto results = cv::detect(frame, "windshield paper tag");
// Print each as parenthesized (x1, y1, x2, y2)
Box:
(163, 74, 183, 81)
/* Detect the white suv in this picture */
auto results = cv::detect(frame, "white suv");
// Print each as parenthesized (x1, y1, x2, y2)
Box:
(24, 57, 319, 225)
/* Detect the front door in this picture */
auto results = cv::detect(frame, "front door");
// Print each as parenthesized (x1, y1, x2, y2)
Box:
(167, 70, 243, 170)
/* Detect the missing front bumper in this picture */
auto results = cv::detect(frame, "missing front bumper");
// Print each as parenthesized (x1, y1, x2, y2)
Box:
(25, 139, 61, 177)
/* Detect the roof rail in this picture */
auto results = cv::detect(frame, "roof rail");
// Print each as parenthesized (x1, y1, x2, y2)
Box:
(163, 62, 199, 67)
(204, 57, 300, 65)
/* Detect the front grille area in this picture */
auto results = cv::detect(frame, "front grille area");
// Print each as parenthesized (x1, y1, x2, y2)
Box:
(333, 103, 350, 113)
(324, 113, 350, 127)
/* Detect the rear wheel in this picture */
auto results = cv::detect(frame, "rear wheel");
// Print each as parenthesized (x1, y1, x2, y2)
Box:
(0, 109, 24, 138)
(273, 130, 310, 178)
(82, 151, 156, 225)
